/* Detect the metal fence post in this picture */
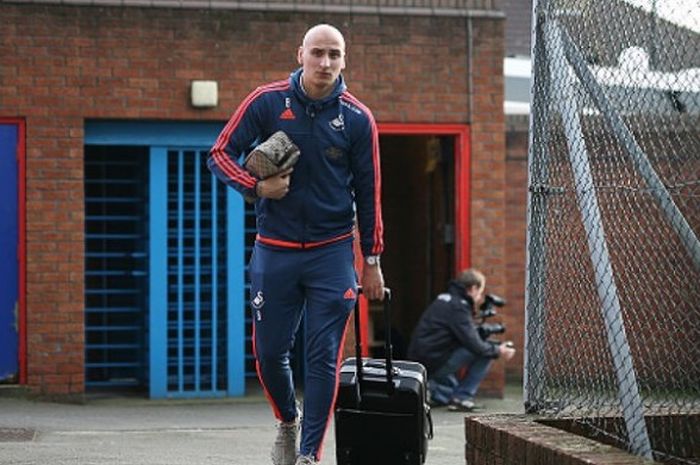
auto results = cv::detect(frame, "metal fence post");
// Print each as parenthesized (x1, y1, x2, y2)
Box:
(524, 0, 551, 413)
(544, 19, 653, 459)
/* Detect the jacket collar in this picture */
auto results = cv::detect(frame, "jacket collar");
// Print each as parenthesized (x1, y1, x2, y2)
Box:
(289, 67, 347, 109)
(447, 280, 475, 306)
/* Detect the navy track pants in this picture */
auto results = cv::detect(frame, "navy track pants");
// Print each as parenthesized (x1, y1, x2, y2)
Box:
(248, 239, 357, 460)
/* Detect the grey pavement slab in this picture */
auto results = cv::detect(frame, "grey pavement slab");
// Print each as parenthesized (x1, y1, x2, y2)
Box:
(0, 384, 524, 465)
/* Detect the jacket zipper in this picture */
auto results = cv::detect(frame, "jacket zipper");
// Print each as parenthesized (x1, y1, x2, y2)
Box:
(299, 103, 317, 246)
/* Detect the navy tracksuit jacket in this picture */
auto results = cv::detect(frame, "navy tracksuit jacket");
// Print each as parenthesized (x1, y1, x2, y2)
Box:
(208, 68, 383, 460)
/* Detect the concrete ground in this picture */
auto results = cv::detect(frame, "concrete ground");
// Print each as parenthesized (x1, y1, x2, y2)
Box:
(0, 383, 524, 465)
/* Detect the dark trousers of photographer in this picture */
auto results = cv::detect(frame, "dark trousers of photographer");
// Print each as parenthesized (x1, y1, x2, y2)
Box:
(429, 347, 493, 404)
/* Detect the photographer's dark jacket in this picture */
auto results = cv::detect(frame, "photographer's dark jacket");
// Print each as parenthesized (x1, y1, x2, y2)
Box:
(407, 281, 499, 373)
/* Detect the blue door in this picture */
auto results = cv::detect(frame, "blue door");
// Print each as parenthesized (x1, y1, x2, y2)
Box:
(0, 123, 19, 382)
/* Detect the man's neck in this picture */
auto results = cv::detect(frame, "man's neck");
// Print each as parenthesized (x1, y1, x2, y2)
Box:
(300, 73, 333, 100)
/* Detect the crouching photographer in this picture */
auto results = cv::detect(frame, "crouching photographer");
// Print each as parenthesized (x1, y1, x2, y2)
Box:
(407, 269, 515, 411)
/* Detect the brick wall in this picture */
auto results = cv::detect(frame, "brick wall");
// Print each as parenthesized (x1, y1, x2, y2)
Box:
(467, 17, 508, 395)
(1, 3, 506, 395)
(503, 116, 529, 381)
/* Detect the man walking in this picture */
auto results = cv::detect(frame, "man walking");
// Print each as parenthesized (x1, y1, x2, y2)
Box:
(208, 24, 384, 465)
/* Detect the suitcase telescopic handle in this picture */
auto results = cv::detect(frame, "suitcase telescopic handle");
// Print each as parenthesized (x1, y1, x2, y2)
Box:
(354, 287, 394, 405)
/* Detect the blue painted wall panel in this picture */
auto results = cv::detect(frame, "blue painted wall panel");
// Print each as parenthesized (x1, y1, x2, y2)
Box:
(227, 188, 245, 396)
(149, 147, 168, 398)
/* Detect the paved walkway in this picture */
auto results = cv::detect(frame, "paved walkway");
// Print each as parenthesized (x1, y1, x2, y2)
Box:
(0, 383, 523, 465)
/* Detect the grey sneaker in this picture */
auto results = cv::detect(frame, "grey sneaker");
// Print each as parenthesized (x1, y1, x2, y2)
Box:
(295, 455, 317, 465)
(271, 418, 299, 465)
(447, 397, 476, 412)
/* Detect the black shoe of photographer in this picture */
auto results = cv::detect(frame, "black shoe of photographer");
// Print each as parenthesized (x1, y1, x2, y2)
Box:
(428, 397, 448, 408)
(447, 397, 478, 412)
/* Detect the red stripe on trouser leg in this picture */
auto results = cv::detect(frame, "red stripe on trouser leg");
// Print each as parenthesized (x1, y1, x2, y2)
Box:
(252, 322, 284, 421)
(314, 308, 355, 461)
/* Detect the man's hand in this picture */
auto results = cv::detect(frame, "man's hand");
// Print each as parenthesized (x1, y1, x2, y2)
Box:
(361, 263, 385, 301)
(499, 341, 516, 361)
(256, 168, 293, 199)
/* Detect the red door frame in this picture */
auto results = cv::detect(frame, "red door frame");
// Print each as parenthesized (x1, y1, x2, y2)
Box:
(356, 123, 471, 354)
(0, 118, 26, 384)
(378, 123, 471, 271)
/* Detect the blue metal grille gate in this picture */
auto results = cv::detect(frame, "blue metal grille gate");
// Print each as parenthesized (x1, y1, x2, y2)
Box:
(149, 147, 245, 398)
(85, 122, 248, 398)
(84, 146, 149, 389)
(168, 149, 227, 394)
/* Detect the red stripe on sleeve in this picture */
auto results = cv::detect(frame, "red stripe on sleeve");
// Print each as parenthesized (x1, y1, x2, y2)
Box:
(210, 81, 290, 189)
(341, 93, 384, 255)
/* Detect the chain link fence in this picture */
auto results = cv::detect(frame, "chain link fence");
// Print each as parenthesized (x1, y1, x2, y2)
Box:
(525, 0, 700, 463)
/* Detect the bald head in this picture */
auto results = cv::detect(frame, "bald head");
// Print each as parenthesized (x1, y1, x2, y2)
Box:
(302, 24, 346, 51)
(297, 23, 347, 100)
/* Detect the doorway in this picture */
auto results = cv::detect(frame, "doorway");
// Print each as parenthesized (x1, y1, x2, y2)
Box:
(370, 125, 470, 359)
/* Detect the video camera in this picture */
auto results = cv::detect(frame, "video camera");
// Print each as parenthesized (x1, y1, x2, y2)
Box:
(476, 294, 506, 341)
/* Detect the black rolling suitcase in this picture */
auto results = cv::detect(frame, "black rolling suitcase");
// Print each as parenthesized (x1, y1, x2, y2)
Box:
(334, 288, 433, 465)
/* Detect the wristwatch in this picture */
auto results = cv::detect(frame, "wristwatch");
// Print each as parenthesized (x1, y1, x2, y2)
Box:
(365, 255, 381, 266)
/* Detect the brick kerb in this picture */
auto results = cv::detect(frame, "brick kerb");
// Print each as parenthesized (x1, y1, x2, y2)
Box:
(465, 414, 660, 465)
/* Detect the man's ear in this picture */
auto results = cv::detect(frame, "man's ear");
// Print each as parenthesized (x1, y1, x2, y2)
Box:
(297, 47, 304, 65)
